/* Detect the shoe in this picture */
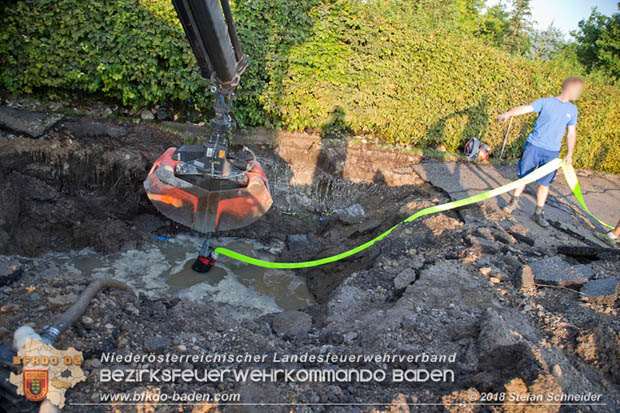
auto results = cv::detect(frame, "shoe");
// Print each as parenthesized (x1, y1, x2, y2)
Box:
(503, 197, 520, 214)
(595, 232, 618, 248)
(532, 212, 550, 228)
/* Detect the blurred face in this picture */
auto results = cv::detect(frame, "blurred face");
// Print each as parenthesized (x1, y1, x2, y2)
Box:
(564, 82, 584, 101)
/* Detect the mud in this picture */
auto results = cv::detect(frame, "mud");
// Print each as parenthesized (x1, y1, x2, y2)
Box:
(44, 235, 315, 319)
(1, 103, 620, 412)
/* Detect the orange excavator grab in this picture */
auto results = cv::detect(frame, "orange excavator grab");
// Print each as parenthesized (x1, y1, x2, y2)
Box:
(144, 0, 272, 272)
(145, 146, 272, 233)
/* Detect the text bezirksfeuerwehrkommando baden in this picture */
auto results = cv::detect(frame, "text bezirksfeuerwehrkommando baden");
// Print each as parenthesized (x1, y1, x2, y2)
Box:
(98, 352, 457, 384)
(100, 367, 454, 384)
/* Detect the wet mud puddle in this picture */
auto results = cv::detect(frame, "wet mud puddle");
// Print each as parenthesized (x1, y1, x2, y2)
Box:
(45, 234, 315, 319)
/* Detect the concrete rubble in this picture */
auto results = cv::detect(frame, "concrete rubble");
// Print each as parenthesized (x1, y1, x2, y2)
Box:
(1, 104, 620, 411)
(529, 256, 595, 286)
(580, 277, 619, 306)
(0, 106, 63, 137)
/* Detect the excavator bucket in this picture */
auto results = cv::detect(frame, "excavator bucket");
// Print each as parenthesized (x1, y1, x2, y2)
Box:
(144, 147, 273, 233)
(145, 0, 271, 236)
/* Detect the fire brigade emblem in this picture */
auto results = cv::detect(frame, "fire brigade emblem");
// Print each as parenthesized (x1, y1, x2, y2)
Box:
(23, 370, 48, 402)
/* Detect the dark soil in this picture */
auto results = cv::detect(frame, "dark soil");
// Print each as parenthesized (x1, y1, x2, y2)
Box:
(1, 104, 619, 413)
(0, 117, 183, 256)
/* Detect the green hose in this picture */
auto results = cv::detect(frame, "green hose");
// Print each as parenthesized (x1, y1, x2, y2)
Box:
(214, 159, 611, 269)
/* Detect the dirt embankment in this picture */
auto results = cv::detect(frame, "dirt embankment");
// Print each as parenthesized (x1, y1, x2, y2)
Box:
(0, 113, 183, 256)
(1, 104, 620, 412)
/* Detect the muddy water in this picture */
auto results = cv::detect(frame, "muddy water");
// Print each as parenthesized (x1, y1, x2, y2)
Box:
(45, 234, 315, 319)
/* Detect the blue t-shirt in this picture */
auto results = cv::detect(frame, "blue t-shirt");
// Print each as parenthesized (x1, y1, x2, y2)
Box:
(526, 97, 578, 151)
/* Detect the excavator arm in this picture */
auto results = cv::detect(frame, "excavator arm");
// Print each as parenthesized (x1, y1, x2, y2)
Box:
(144, 0, 272, 246)
(172, 0, 249, 135)
(172, 0, 248, 88)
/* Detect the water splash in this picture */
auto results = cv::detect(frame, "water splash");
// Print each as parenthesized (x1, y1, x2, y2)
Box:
(44, 234, 315, 319)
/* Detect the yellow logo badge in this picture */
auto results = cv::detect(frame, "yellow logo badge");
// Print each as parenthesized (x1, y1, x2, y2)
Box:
(10, 338, 86, 408)
(23, 370, 48, 402)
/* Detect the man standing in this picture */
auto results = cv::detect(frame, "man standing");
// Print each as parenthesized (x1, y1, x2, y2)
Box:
(498, 77, 584, 228)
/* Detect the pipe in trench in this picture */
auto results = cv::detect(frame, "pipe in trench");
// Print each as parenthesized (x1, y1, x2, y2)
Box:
(3, 278, 133, 413)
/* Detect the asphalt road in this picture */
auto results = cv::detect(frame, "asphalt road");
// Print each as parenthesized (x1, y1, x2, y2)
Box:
(412, 160, 620, 249)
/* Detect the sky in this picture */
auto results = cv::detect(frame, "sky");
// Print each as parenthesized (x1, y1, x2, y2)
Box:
(485, 0, 619, 38)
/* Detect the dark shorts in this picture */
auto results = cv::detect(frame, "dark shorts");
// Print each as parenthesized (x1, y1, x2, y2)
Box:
(518, 142, 559, 187)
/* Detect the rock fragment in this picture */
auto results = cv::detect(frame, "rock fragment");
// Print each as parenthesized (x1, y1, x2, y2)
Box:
(465, 235, 500, 254)
(140, 109, 155, 120)
(271, 310, 312, 337)
(580, 277, 619, 306)
(155, 108, 170, 121)
(64, 119, 125, 138)
(394, 268, 417, 290)
(286, 234, 310, 250)
(475, 227, 516, 245)
(529, 256, 594, 286)
(514, 265, 536, 294)
(48, 293, 79, 307)
(0, 106, 62, 137)
(334, 204, 365, 224)
(144, 336, 170, 352)
(507, 224, 535, 246)
(0, 256, 23, 286)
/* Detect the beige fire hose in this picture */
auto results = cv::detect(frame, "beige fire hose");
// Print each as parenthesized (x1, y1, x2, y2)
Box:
(12, 279, 133, 413)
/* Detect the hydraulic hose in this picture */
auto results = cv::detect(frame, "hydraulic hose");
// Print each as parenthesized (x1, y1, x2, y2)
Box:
(214, 160, 613, 268)
(39, 279, 133, 345)
(220, 0, 244, 62)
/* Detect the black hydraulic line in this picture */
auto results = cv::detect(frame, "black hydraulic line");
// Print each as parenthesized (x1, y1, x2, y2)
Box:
(219, 0, 244, 62)
(172, 0, 238, 84)
(0, 279, 133, 403)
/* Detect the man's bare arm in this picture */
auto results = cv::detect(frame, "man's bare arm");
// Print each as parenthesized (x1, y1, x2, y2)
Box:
(497, 105, 534, 122)
(564, 125, 577, 164)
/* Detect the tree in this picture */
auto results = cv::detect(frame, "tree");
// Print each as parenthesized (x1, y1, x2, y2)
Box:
(504, 0, 533, 54)
(478, 0, 533, 54)
(478, 2, 511, 47)
(411, 0, 486, 34)
(452, 0, 487, 33)
(572, 8, 609, 69)
(572, 4, 620, 80)
(529, 23, 566, 60)
(596, 11, 620, 79)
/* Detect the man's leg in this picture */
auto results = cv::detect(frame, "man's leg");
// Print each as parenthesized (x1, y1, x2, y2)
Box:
(503, 185, 526, 213)
(529, 146, 559, 228)
(532, 184, 551, 228)
(596, 218, 620, 247)
(514, 185, 526, 198)
(536, 184, 549, 207)
(503, 144, 535, 214)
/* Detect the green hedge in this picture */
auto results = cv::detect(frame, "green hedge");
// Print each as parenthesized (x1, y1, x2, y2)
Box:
(0, 0, 317, 126)
(0, 0, 207, 107)
(1, 0, 619, 172)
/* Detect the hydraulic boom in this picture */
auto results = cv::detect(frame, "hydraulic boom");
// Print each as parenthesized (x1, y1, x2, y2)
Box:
(144, 0, 273, 272)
